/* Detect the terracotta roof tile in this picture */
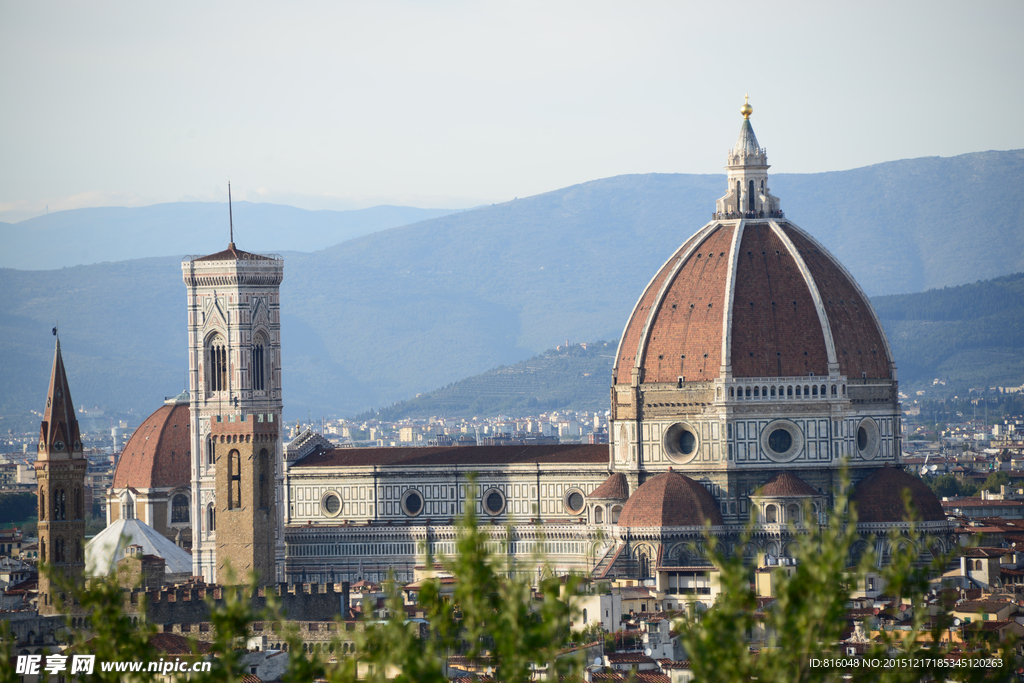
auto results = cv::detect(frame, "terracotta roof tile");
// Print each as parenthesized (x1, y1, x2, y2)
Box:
(618, 469, 723, 527)
(756, 472, 819, 497)
(193, 244, 276, 262)
(590, 472, 630, 500)
(292, 443, 608, 468)
(112, 403, 191, 489)
(850, 467, 946, 523)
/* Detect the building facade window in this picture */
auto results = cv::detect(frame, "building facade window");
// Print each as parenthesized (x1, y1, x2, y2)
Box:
(171, 494, 190, 523)
(207, 336, 228, 392)
(228, 450, 242, 509)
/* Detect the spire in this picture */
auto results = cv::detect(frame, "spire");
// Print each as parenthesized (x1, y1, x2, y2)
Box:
(40, 336, 82, 458)
(714, 96, 782, 219)
(228, 181, 235, 250)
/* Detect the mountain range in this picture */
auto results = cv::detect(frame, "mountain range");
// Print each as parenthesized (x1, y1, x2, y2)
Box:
(2, 148, 1023, 428)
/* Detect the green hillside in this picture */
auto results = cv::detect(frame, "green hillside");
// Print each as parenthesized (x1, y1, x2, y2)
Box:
(872, 271, 1024, 390)
(359, 342, 616, 421)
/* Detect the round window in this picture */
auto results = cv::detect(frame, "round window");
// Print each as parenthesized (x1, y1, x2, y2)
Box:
(856, 418, 880, 460)
(663, 422, 701, 464)
(565, 490, 585, 514)
(402, 490, 423, 516)
(759, 420, 803, 462)
(767, 429, 792, 454)
(53, 440, 65, 452)
(482, 488, 505, 516)
(322, 493, 341, 516)
(679, 430, 697, 455)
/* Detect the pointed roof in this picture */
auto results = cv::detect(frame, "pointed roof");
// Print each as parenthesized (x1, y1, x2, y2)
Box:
(40, 338, 81, 456)
(193, 243, 276, 262)
(84, 517, 193, 577)
(590, 472, 630, 500)
(733, 118, 761, 157)
(755, 472, 820, 498)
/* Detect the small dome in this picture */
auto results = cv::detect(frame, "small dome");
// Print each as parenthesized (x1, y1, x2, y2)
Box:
(113, 403, 191, 489)
(590, 472, 629, 500)
(618, 469, 723, 527)
(756, 472, 819, 498)
(850, 467, 946, 523)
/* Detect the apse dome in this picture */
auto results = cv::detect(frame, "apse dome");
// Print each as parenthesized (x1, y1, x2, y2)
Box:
(113, 393, 191, 489)
(617, 469, 724, 527)
(850, 466, 946, 523)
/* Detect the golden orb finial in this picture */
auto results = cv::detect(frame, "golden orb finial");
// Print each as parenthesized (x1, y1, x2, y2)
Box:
(740, 93, 753, 119)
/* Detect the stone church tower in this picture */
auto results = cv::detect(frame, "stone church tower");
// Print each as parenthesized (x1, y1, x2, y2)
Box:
(182, 225, 284, 584)
(36, 337, 87, 614)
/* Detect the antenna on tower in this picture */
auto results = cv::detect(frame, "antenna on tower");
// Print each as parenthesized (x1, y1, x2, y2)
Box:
(228, 181, 235, 249)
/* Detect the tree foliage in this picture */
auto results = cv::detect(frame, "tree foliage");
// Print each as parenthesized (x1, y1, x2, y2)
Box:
(678, 487, 1015, 682)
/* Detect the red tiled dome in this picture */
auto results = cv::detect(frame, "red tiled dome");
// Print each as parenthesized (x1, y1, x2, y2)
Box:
(590, 472, 630, 500)
(613, 221, 893, 384)
(112, 402, 191, 489)
(756, 472, 820, 497)
(850, 467, 946, 523)
(617, 469, 723, 527)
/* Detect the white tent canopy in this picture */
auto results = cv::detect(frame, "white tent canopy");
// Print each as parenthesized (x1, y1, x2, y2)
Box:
(85, 517, 192, 577)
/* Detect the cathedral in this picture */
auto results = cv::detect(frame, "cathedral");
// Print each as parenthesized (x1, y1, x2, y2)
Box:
(98, 101, 953, 599)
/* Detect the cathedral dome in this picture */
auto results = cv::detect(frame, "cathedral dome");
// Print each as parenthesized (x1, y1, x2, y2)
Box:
(617, 469, 723, 527)
(112, 396, 191, 489)
(590, 472, 630, 500)
(613, 107, 894, 387)
(850, 467, 946, 523)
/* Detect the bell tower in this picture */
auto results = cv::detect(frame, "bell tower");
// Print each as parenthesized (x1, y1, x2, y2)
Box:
(36, 336, 87, 614)
(183, 193, 285, 584)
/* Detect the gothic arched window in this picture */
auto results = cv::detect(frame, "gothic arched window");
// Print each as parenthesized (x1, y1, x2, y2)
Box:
(40, 492, 45, 521)
(54, 489, 66, 521)
(251, 336, 268, 391)
(207, 503, 216, 532)
(206, 335, 228, 392)
(228, 449, 241, 510)
(171, 494, 190, 523)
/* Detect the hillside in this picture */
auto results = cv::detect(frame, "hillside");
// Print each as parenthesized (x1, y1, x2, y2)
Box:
(873, 271, 1024, 390)
(2, 150, 1023, 424)
(359, 342, 616, 421)
(0, 202, 458, 269)
(358, 274, 1024, 419)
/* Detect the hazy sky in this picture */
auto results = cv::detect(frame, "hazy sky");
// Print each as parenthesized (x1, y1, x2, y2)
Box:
(2, 1, 1022, 221)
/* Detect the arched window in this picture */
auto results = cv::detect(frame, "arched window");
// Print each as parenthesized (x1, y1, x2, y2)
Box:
(75, 487, 83, 519)
(583, 608, 588, 624)
(831, 384, 837, 396)
(812, 385, 818, 396)
(770, 386, 776, 397)
(729, 387, 734, 398)
(787, 385, 793, 397)
(611, 505, 622, 524)
(638, 552, 650, 579)
(820, 385, 826, 395)
(171, 494, 190, 523)
(206, 436, 215, 466)
(54, 489, 66, 521)
(40, 492, 45, 521)
(787, 504, 800, 523)
(228, 450, 241, 510)
(745, 387, 751, 397)
(124, 498, 134, 520)
(765, 505, 778, 523)
(804, 385, 810, 395)
(762, 386, 768, 397)
(206, 335, 228, 392)
(207, 504, 216, 532)
(749, 179, 756, 212)
(754, 386, 760, 397)
(259, 449, 270, 510)
(595, 506, 604, 524)
(55, 538, 65, 563)
(251, 337, 267, 391)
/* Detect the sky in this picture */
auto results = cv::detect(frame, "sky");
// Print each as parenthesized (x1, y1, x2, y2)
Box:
(1, 0, 1023, 222)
